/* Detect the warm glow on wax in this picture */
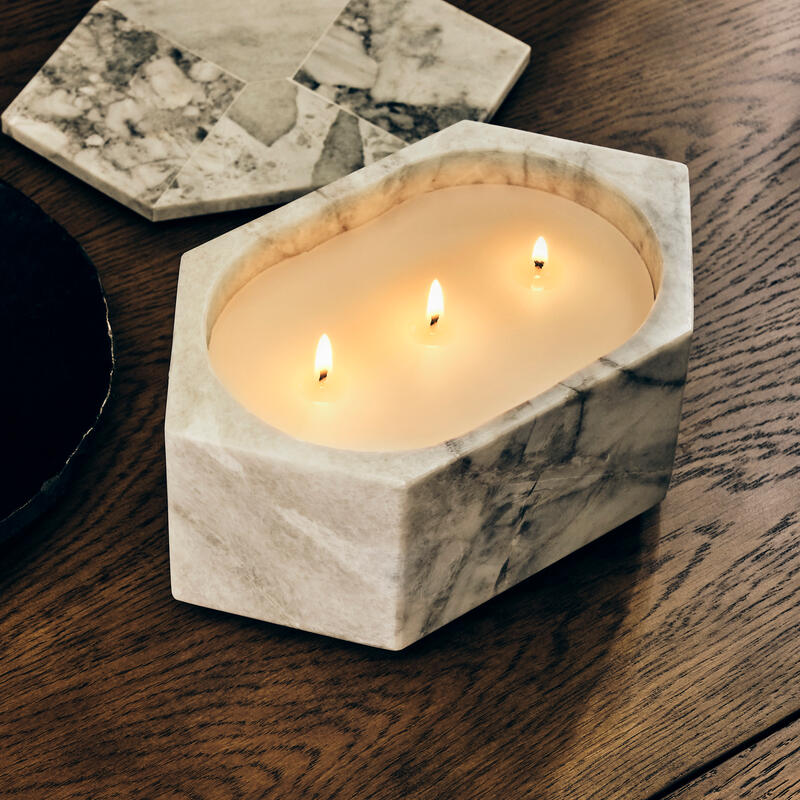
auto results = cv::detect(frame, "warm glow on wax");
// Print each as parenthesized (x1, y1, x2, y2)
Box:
(427, 279, 444, 327)
(209, 184, 655, 451)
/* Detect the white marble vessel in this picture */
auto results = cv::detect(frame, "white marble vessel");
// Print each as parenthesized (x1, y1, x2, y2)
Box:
(165, 121, 693, 649)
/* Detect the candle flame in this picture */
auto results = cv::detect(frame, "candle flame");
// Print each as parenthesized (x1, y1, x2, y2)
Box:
(532, 236, 548, 269)
(427, 279, 444, 327)
(315, 333, 332, 382)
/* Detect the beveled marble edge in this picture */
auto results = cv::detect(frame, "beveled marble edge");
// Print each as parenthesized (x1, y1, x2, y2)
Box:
(485, 40, 531, 120)
(1, 107, 155, 220)
(153, 186, 298, 222)
(166, 120, 693, 484)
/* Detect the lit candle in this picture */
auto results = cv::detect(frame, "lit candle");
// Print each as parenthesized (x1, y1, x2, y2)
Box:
(314, 333, 332, 383)
(427, 279, 443, 328)
(532, 235, 548, 269)
(208, 183, 654, 451)
(306, 331, 342, 408)
(529, 234, 558, 291)
(414, 278, 453, 346)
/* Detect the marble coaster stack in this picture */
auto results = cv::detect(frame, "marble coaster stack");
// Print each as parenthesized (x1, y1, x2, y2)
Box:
(2, 0, 529, 221)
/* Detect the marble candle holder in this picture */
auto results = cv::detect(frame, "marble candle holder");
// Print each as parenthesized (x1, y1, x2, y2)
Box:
(165, 121, 693, 649)
(1, 0, 529, 221)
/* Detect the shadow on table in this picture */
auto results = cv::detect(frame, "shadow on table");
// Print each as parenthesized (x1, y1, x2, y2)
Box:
(178, 505, 660, 798)
(377, 509, 659, 796)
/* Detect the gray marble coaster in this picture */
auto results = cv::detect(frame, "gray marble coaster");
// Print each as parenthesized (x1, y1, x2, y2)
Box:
(154, 80, 404, 220)
(3, 4, 244, 219)
(294, 0, 531, 143)
(2, 0, 529, 220)
(109, 0, 346, 82)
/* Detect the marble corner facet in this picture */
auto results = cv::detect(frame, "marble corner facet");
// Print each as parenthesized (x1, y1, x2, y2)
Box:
(2, 0, 529, 220)
(165, 121, 693, 649)
(294, 0, 531, 143)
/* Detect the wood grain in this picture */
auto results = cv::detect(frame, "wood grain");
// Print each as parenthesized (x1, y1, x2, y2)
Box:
(665, 716, 800, 799)
(1, 0, 799, 798)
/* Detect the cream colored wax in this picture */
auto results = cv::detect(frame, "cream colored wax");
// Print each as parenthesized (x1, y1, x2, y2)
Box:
(209, 184, 655, 451)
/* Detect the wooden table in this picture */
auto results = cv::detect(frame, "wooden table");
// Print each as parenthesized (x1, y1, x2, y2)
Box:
(2, 1, 799, 797)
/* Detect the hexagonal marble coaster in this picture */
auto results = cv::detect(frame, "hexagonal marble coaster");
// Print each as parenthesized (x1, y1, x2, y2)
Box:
(1, 0, 529, 220)
(295, 0, 531, 142)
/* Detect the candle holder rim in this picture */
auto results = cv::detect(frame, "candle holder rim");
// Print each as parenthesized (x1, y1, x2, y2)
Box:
(167, 120, 692, 484)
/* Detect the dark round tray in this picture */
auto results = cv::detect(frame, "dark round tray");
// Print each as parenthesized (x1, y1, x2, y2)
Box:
(0, 180, 113, 541)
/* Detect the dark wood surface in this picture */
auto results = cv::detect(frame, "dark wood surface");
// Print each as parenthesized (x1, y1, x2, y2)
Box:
(1, 1, 799, 798)
(665, 716, 800, 800)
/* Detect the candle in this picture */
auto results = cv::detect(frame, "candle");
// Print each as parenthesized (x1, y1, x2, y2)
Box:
(167, 121, 694, 649)
(209, 183, 653, 451)
(314, 333, 332, 384)
(427, 279, 443, 329)
(532, 235, 548, 268)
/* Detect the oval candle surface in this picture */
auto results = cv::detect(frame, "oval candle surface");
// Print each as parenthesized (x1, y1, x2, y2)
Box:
(209, 184, 654, 451)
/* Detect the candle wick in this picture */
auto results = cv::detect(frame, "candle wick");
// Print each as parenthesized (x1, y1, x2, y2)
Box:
(533, 260, 544, 269)
(318, 370, 328, 383)
(429, 314, 439, 327)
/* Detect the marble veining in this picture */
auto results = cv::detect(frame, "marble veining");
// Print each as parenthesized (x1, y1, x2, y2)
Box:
(154, 80, 404, 220)
(401, 344, 689, 638)
(2, 3, 243, 218)
(294, 0, 531, 142)
(110, 0, 347, 82)
(2, 0, 529, 219)
(165, 122, 693, 649)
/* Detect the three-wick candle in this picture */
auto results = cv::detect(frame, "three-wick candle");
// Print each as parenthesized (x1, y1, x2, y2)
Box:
(208, 183, 654, 451)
